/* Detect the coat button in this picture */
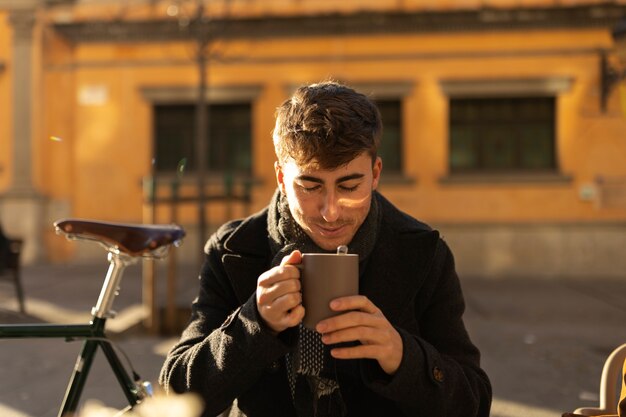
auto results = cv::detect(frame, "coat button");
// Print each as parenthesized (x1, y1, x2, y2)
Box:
(433, 366, 445, 382)
(269, 360, 281, 372)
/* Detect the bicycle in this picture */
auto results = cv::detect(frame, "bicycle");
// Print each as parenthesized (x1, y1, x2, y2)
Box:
(0, 218, 185, 417)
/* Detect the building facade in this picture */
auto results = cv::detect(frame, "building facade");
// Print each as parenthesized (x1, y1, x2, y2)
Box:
(1, 0, 625, 278)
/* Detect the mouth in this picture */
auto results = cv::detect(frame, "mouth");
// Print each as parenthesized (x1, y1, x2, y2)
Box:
(313, 223, 350, 238)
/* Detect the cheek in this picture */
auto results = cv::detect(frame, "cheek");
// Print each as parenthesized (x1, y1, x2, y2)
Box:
(348, 196, 373, 224)
(286, 190, 314, 217)
(338, 190, 371, 212)
(295, 197, 320, 219)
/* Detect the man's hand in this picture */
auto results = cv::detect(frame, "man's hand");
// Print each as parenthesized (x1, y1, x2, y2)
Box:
(315, 296, 403, 375)
(256, 250, 304, 334)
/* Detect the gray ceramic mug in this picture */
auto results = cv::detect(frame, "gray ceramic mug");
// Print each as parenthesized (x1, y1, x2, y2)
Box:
(298, 252, 359, 329)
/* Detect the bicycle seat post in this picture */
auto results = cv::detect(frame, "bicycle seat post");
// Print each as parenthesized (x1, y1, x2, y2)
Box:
(92, 251, 136, 319)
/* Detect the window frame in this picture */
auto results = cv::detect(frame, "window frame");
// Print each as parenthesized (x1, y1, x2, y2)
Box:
(322, 81, 414, 183)
(152, 102, 253, 176)
(439, 77, 574, 184)
(448, 96, 557, 173)
(143, 85, 261, 182)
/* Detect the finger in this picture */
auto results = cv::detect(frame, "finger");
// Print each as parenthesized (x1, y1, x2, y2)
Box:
(270, 291, 303, 314)
(257, 278, 301, 305)
(329, 343, 383, 361)
(282, 304, 305, 328)
(316, 310, 384, 334)
(280, 250, 302, 266)
(321, 325, 381, 346)
(261, 304, 305, 333)
(257, 264, 300, 288)
(258, 292, 303, 328)
(329, 295, 379, 314)
(329, 333, 404, 375)
(261, 300, 304, 325)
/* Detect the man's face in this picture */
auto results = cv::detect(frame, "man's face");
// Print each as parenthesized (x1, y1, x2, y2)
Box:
(275, 152, 382, 251)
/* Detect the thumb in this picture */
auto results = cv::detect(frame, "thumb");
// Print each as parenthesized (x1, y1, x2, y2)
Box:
(280, 250, 302, 266)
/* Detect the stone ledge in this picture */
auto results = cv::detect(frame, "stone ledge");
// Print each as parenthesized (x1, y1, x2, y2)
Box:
(436, 222, 626, 279)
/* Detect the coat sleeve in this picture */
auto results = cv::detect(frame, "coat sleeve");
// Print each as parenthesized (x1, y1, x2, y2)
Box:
(361, 238, 492, 417)
(158, 229, 296, 416)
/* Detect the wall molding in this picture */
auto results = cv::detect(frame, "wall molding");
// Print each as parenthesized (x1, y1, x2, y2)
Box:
(440, 77, 573, 98)
(52, 4, 626, 44)
(141, 84, 263, 104)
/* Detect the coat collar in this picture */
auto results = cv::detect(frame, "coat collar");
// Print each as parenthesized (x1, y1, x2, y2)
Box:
(220, 208, 272, 304)
(222, 207, 271, 258)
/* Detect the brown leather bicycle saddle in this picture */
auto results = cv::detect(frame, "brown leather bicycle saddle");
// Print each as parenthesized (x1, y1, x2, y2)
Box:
(54, 219, 185, 256)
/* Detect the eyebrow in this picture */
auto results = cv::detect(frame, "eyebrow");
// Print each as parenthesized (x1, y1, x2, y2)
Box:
(296, 173, 365, 184)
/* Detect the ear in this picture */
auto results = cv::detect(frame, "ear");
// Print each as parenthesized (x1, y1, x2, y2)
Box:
(274, 161, 287, 194)
(371, 157, 382, 190)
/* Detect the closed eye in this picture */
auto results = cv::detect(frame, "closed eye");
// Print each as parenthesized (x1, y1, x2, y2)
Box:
(300, 184, 321, 192)
(339, 184, 359, 192)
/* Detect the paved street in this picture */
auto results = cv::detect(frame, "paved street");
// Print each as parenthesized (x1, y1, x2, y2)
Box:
(1, 261, 625, 417)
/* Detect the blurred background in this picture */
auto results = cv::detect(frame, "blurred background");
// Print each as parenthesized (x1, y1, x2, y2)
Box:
(0, 0, 625, 416)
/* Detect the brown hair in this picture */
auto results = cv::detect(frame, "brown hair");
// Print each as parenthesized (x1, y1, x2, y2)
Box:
(273, 81, 382, 170)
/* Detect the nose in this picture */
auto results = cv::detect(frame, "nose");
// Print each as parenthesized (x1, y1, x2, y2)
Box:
(320, 189, 340, 223)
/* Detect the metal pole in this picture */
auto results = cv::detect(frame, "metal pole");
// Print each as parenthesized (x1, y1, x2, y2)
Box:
(195, 1, 209, 268)
(166, 179, 180, 334)
(142, 176, 158, 333)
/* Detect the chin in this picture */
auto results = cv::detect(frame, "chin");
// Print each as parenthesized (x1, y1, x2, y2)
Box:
(311, 236, 350, 251)
(300, 221, 355, 251)
(316, 242, 342, 251)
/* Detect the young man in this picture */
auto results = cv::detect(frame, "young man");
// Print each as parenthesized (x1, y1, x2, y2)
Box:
(159, 81, 492, 417)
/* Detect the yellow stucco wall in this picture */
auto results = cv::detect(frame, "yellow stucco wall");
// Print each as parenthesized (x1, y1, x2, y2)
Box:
(40, 30, 626, 231)
(0, 4, 614, 261)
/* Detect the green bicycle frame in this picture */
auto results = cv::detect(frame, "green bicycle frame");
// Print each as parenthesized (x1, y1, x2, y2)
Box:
(0, 252, 144, 417)
(0, 317, 142, 416)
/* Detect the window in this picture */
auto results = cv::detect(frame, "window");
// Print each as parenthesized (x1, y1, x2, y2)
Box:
(153, 103, 252, 175)
(376, 100, 403, 174)
(336, 82, 411, 177)
(449, 97, 555, 173)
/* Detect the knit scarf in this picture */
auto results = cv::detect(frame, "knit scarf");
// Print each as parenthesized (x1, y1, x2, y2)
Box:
(267, 189, 381, 417)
